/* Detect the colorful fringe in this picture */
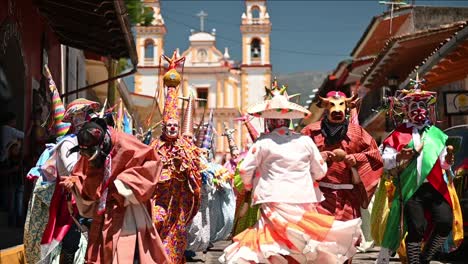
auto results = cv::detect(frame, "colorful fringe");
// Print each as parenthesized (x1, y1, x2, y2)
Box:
(232, 172, 260, 236)
(220, 203, 361, 264)
(51, 87, 70, 137)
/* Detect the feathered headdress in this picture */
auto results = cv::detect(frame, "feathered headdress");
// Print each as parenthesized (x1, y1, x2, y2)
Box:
(388, 73, 437, 125)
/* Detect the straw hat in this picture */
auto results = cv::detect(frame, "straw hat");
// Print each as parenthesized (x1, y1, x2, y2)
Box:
(399, 73, 436, 106)
(63, 98, 100, 122)
(247, 81, 310, 119)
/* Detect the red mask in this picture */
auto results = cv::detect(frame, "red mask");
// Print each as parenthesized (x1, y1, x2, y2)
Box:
(407, 100, 428, 125)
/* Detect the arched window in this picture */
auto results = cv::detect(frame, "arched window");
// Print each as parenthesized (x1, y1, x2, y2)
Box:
(251, 38, 261, 59)
(251, 6, 260, 19)
(144, 39, 154, 59)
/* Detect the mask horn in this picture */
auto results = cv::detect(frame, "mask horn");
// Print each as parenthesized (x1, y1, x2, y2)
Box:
(316, 96, 329, 108)
(346, 94, 360, 109)
(89, 149, 100, 161)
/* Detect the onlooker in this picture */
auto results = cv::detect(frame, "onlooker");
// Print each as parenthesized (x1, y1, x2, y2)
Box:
(0, 111, 24, 227)
(0, 112, 24, 163)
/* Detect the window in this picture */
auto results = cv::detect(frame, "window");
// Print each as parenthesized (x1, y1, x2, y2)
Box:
(144, 39, 154, 59)
(251, 38, 261, 59)
(197, 88, 208, 108)
(251, 6, 260, 19)
(197, 49, 207, 62)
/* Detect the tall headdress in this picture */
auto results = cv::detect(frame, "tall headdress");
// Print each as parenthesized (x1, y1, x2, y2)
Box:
(162, 50, 185, 123)
(201, 109, 214, 150)
(222, 122, 240, 157)
(180, 89, 195, 137)
(44, 64, 71, 137)
(180, 88, 206, 138)
(248, 80, 310, 119)
(195, 123, 208, 147)
(234, 110, 259, 142)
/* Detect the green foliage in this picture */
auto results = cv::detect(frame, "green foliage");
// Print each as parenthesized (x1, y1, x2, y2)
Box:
(118, 58, 131, 73)
(124, 0, 154, 26)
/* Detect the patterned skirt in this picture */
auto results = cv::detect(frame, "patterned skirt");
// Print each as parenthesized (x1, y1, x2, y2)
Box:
(153, 179, 199, 264)
(186, 184, 211, 252)
(220, 202, 361, 264)
(209, 183, 236, 242)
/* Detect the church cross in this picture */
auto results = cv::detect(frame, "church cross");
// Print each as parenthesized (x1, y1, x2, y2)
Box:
(379, 1, 408, 34)
(196, 10, 208, 32)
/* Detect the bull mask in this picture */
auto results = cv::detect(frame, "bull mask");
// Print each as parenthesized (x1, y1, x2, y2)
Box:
(317, 91, 359, 124)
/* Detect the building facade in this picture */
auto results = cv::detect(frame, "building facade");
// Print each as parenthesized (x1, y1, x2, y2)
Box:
(0, 0, 137, 253)
(131, 0, 272, 155)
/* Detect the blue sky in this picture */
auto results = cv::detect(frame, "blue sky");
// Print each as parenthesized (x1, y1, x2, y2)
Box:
(160, 0, 468, 74)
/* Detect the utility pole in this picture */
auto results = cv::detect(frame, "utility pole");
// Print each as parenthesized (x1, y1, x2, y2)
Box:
(107, 58, 117, 106)
(379, 1, 408, 34)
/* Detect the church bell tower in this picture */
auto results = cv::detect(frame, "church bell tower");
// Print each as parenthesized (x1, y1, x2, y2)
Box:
(134, 0, 166, 96)
(240, 0, 272, 133)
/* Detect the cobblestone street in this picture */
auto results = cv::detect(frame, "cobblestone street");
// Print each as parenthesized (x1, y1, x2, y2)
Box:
(186, 240, 463, 264)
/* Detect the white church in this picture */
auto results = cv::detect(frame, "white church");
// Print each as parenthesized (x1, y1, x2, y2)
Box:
(130, 0, 272, 154)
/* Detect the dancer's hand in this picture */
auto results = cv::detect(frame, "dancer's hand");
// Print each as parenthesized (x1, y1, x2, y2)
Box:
(397, 148, 416, 161)
(320, 151, 335, 162)
(239, 202, 249, 218)
(59, 176, 77, 192)
(344, 154, 356, 167)
(445, 145, 455, 165)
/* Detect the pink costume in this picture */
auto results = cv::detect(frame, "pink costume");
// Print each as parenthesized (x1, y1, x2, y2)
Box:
(71, 129, 169, 263)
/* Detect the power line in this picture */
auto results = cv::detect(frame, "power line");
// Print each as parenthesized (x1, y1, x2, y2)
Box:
(163, 16, 349, 57)
(163, 7, 359, 34)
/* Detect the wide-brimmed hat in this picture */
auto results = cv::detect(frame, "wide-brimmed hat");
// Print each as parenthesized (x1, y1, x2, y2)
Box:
(63, 98, 100, 122)
(395, 74, 437, 106)
(400, 89, 437, 105)
(247, 81, 310, 119)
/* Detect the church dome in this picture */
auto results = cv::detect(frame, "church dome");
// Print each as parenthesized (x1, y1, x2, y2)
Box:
(189, 32, 216, 42)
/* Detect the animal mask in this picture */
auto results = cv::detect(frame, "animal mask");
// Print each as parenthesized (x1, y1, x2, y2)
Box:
(318, 91, 359, 124)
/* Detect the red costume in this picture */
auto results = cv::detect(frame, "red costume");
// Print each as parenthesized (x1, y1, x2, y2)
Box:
(301, 91, 383, 221)
(69, 127, 169, 263)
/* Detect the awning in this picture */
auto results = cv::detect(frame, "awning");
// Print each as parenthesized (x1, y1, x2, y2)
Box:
(424, 41, 468, 89)
(401, 25, 468, 90)
(361, 22, 467, 90)
(35, 0, 137, 65)
(334, 56, 376, 88)
(351, 9, 412, 58)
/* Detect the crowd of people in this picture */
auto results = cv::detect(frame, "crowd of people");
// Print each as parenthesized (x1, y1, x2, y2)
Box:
(19, 53, 464, 264)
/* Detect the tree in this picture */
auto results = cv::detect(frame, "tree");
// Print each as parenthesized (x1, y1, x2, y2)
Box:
(119, 1, 155, 72)
(125, 0, 154, 26)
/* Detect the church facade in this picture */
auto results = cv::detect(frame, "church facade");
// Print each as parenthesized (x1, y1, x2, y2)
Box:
(131, 0, 271, 155)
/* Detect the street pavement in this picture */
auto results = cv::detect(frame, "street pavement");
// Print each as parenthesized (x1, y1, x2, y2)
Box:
(186, 240, 463, 263)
